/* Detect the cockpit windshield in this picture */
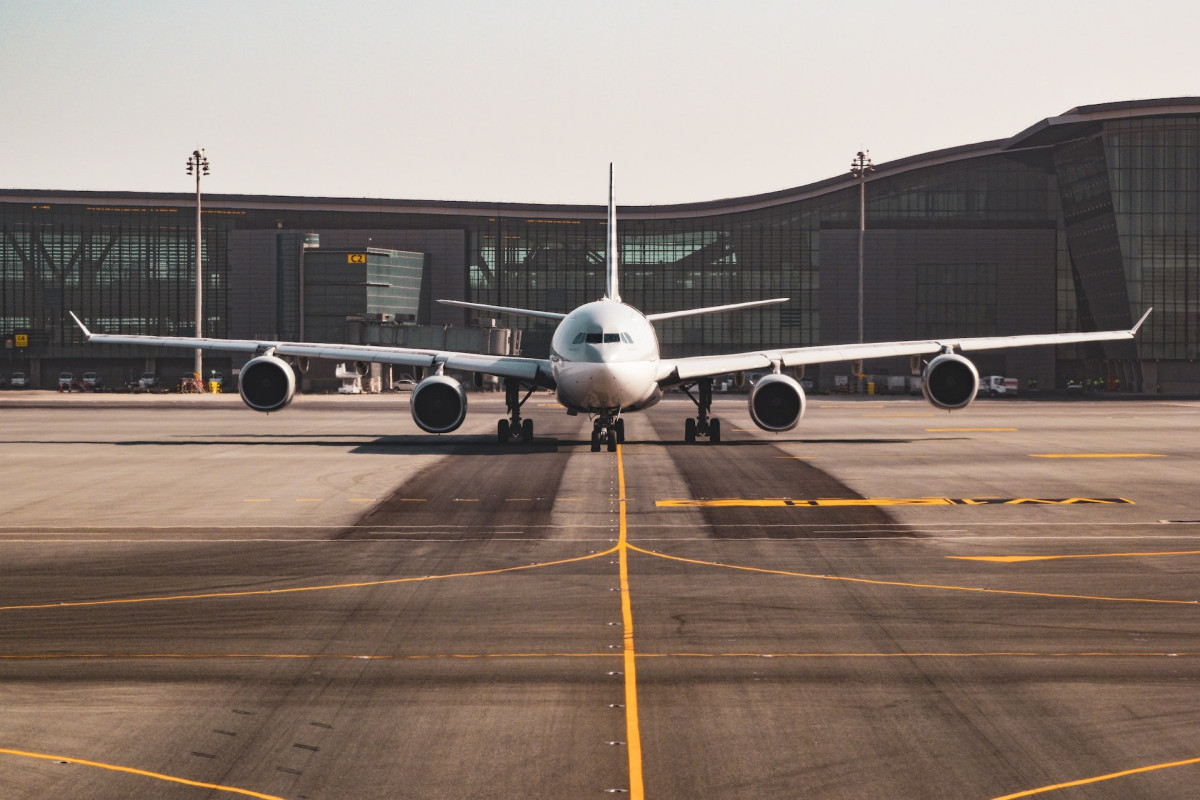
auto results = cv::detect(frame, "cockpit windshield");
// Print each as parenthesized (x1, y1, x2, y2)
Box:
(573, 331, 633, 345)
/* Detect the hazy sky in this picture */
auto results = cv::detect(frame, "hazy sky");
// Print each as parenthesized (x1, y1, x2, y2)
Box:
(2, 0, 1198, 205)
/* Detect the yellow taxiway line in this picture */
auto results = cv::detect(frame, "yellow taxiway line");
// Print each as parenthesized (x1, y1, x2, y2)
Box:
(0, 747, 286, 799)
(989, 754, 1200, 799)
(616, 444, 645, 800)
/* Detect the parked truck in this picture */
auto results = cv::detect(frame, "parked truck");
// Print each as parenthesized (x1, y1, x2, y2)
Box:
(979, 375, 1019, 397)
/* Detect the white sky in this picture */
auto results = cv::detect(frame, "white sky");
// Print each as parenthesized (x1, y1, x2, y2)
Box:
(2, 0, 1198, 205)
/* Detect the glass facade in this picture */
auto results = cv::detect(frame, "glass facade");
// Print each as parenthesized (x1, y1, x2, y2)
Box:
(3, 99, 1199, 391)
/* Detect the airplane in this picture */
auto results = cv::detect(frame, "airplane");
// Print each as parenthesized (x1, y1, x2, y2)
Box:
(70, 167, 1152, 453)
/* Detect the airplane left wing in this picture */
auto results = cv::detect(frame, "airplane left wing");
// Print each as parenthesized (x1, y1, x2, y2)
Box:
(657, 308, 1152, 385)
(68, 312, 553, 386)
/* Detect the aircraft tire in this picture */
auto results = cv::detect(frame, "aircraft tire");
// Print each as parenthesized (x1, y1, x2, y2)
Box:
(685, 417, 697, 443)
(607, 432, 618, 452)
(591, 429, 601, 452)
(521, 418, 533, 443)
(710, 417, 721, 444)
(498, 419, 510, 443)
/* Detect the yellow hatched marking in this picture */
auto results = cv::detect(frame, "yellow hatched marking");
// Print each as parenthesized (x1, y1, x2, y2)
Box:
(0, 747, 286, 799)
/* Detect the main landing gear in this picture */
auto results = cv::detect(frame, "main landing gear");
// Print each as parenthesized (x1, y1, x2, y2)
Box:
(681, 377, 721, 444)
(590, 413, 625, 452)
(497, 379, 535, 444)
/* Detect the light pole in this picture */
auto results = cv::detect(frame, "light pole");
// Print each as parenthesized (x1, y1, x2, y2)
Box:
(186, 149, 210, 386)
(850, 150, 874, 394)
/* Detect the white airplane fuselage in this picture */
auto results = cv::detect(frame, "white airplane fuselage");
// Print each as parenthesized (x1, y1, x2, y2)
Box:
(549, 299, 663, 415)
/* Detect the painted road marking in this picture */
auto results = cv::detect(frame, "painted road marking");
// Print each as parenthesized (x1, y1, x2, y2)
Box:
(926, 427, 1018, 432)
(616, 444, 645, 800)
(1030, 453, 1165, 458)
(953, 549, 1200, 564)
(989, 754, 1200, 799)
(0, 747, 286, 799)
(656, 497, 1135, 508)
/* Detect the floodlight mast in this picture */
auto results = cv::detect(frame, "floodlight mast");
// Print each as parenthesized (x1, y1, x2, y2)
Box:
(850, 149, 875, 394)
(186, 149, 210, 383)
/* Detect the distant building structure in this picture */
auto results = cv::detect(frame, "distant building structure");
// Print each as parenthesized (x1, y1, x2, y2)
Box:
(2, 98, 1199, 392)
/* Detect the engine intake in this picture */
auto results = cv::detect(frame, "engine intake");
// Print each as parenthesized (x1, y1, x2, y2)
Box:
(411, 375, 468, 433)
(239, 354, 296, 412)
(922, 353, 979, 411)
(748, 373, 806, 432)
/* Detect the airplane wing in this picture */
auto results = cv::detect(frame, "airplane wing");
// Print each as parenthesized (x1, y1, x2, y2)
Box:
(68, 313, 554, 387)
(657, 309, 1152, 384)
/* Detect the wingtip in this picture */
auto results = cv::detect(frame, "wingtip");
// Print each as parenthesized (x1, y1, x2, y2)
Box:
(67, 311, 91, 339)
(1131, 307, 1153, 334)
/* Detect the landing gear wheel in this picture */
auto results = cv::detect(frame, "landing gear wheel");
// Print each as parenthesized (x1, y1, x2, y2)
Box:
(684, 417, 697, 443)
(615, 419, 625, 443)
(607, 432, 618, 452)
(498, 419, 510, 443)
(591, 429, 602, 452)
(521, 418, 533, 443)
(710, 417, 721, 444)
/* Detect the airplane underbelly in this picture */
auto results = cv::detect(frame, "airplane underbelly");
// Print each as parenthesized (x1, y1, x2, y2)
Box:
(554, 361, 659, 412)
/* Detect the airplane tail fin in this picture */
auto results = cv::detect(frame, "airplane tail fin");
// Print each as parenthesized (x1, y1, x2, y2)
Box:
(605, 164, 620, 302)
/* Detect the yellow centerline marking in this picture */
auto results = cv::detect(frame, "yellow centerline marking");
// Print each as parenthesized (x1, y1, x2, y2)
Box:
(953, 549, 1200, 564)
(0, 747, 286, 799)
(989, 754, 1200, 799)
(616, 444, 645, 800)
(1030, 453, 1164, 458)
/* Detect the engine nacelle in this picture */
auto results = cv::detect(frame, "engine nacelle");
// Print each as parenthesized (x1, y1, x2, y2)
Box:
(748, 372, 806, 432)
(238, 354, 297, 412)
(410, 375, 468, 433)
(921, 352, 979, 411)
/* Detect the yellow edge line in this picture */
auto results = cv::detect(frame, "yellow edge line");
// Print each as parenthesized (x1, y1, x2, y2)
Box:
(0, 747, 286, 799)
(990, 754, 1200, 799)
(625, 545, 1197, 605)
(617, 444, 645, 800)
(0, 549, 619, 613)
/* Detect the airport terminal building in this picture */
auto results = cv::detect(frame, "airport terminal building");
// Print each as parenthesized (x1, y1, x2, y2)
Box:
(2, 98, 1198, 393)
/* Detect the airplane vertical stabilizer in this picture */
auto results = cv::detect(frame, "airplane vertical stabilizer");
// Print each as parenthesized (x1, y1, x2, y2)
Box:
(605, 164, 621, 302)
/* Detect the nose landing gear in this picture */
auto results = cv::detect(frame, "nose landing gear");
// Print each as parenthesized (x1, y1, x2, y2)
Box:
(590, 413, 624, 452)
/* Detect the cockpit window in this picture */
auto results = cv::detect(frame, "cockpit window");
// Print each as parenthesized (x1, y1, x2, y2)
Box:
(575, 330, 632, 345)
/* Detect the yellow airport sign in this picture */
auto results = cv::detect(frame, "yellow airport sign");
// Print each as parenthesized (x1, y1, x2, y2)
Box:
(347, 253, 367, 264)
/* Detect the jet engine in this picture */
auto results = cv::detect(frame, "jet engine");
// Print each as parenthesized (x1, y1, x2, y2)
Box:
(238, 354, 296, 412)
(748, 373, 806, 432)
(410, 375, 468, 433)
(921, 352, 979, 411)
